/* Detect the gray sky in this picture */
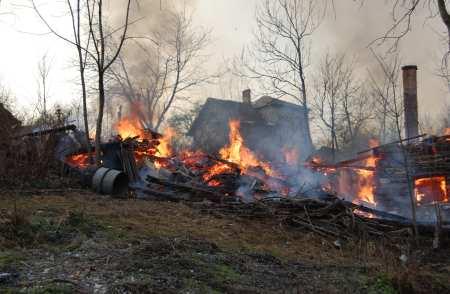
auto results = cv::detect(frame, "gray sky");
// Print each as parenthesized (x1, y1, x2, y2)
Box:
(0, 0, 449, 119)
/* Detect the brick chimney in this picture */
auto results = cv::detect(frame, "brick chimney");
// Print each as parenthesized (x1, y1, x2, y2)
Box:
(242, 89, 251, 105)
(402, 65, 419, 139)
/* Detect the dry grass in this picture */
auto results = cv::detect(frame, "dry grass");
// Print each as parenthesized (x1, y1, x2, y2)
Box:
(0, 191, 394, 265)
(1, 190, 449, 293)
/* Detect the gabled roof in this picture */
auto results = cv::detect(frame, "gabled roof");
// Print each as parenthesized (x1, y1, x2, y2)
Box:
(252, 96, 306, 111)
(187, 96, 308, 137)
(187, 97, 264, 136)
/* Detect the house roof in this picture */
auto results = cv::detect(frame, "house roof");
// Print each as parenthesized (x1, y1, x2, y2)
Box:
(188, 96, 306, 136)
(252, 96, 306, 111)
(187, 97, 264, 136)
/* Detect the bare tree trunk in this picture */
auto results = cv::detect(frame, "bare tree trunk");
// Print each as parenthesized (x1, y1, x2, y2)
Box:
(74, 0, 92, 161)
(300, 64, 314, 152)
(79, 62, 91, 157)
(95, 72, 105, 165)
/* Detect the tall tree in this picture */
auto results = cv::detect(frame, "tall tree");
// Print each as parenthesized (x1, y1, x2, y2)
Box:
(36, 53, 52, 125)
(32, 0, 133, 165)
(313, 53, 373, 158)
(32, 0, 92, 158)
(239, 0, 327, 153)
(110, 9, 212, 132)
(85, 0, 132, 164)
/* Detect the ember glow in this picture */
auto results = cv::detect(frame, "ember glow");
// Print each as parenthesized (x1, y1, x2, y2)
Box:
(368, 138, 380, 148)
(415, 176, 448, 205)
(65, 153, 93, 169)
(283, 147, 299, 166)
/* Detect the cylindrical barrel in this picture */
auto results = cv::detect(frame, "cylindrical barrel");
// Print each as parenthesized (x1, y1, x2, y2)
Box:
(92, 167, 129, 196)
(402, 65, 419, 139)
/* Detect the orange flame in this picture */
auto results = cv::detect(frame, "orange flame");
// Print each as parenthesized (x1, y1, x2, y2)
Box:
(116, 116, 150, 140)
(154, 128, 176, 169)
(415, 176, 448, 205)
(155, 128, 175, 158)
(219, 120, 277, 176)
(334, 153, 379, 207)
(354, 155, 379, 206)
(203, 120, 279, 187)
(65, 153, 93, 169)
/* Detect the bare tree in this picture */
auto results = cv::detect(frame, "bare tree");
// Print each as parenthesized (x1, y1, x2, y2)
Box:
(313, 53, 373, 159)
(36, 53, 52, 125)
(364, 0, 450, 93)
(85, 0, 132, 164)
(0, 81, 13, 108)
(167, 101, 202, 135)
(313, 53, 345, 158)
(239, 0, 328, 153)
(32, 0, 133, 165)
(110, 9, 212, 132)
(368, 51, 405, 143)
(32, 0, 93, 158)
(366, 1, 448, 50)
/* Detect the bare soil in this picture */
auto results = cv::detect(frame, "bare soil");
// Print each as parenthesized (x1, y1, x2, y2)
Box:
(0, 191, 449, 293)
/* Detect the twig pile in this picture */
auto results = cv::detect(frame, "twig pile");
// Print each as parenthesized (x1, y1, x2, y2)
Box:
(191, 196, 414, 241)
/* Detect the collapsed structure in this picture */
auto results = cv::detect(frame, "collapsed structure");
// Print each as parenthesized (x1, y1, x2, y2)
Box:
(188, 91, 313, 162)
(1, 64, 449, 232)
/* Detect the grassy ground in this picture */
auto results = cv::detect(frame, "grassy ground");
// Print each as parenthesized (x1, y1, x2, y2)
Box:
(0, 191, 449, 293)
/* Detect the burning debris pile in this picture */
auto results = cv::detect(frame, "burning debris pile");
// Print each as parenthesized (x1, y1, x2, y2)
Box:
(58, 112, 450, 235)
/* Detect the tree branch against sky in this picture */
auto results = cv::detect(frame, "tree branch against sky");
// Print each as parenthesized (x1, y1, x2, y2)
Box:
(110, 8, 214, 132)
(86, 0, 133, 165)
(31, 0, 135, 165)
(365, 0, 450, 92)
(238, 0, 331, 153)
(31, 0, 94, 158)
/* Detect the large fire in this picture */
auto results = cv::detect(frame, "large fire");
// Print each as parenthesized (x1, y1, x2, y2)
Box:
(354, 163, 377, 205)
(203, 120, 280, 187)
(64, 113, 450, 210)
(330, 153, 379, 207)
(415, 176, 448, 205)
(116, 116, 150, 141)
(154, 127, 175, 168)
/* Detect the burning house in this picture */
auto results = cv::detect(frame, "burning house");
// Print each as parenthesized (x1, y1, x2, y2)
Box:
(312, 65, 450, 221)
(51, 63, 449, 226)
(188, 90, 313, 162)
